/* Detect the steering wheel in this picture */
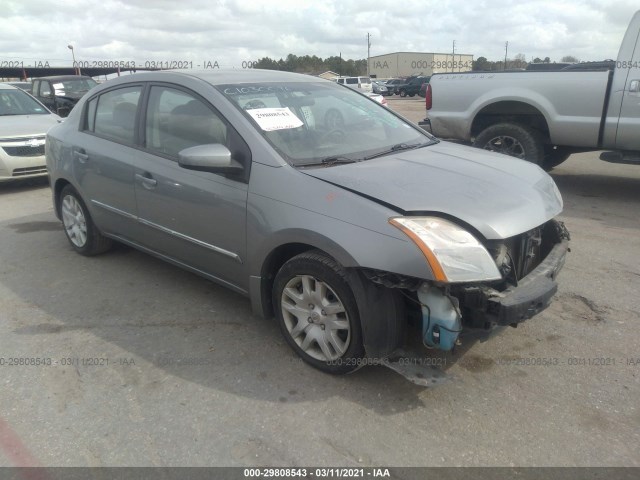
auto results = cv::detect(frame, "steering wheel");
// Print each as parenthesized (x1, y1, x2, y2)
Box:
(243, 99, 267, 110)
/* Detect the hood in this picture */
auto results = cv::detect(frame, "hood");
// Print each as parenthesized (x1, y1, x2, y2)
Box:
(0, 114, 61, 139)
(302, 141, 563, 240)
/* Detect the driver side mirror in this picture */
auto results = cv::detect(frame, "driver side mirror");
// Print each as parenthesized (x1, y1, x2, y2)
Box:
(178, 144, 244, 174)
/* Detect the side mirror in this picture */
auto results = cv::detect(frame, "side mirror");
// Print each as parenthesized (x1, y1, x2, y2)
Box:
(178, 144, 244, 174)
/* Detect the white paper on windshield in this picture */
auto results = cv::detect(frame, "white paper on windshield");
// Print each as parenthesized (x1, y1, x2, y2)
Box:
(247, 107, 304, 131)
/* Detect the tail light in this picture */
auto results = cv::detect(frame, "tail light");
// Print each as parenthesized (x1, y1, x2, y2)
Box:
(425, 83, 433, 110)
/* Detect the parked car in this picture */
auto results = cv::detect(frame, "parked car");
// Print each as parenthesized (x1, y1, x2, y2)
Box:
(384, 78, 404, 95)
(0, 84, 61, 182)
(336, 76, 373, 93)
(372, 80, 389, 95)
(46, 70, 568, 375)
(32, 75, 98, 117)
(396, 76, 430, 97)
(365, 92, 388, 106)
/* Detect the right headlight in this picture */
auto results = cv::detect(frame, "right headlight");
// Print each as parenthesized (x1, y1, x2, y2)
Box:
(389, 216, 502, 283)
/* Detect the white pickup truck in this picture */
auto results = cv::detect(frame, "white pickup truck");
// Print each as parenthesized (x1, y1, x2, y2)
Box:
(421, 10, 640, 170)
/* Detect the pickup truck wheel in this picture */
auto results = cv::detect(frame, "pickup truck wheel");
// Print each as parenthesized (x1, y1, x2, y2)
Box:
(399, 89, 407, 97)
(473, 123, 544, 165)
(273, 251, 365, 374)
(59, 185, 113, 256)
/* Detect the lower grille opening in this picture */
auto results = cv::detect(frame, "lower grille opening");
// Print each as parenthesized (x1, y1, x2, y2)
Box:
(12, 166, 48, 177)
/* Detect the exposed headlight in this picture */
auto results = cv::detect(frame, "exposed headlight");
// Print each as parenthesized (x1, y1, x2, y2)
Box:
(389, 216, 502, 283)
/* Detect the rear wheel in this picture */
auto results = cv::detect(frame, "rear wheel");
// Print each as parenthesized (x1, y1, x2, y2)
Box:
(473, 123, 544, 165)
(273, 251, 365, 374)
(399, 89, 407, 97)
(59, 185, 113, 256)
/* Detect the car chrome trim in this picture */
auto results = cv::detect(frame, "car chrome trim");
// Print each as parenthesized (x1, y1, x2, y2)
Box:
(137, 217, 242, 263)
(91, 199, 137, 220)
(92, 200, 242, 263)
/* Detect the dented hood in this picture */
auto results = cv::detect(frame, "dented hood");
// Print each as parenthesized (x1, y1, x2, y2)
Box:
(302, 141, 563, 239)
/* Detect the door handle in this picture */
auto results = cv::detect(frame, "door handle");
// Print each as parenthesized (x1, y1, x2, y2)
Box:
(73, 148, 89, 163)
(629, 80, 639, 93)
(135, 173, 158, 188)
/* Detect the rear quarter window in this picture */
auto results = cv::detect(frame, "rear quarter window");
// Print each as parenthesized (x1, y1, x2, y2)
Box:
(85, 86, 142, 145)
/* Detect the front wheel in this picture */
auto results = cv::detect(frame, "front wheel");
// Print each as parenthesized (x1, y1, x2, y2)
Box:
(273, 251, 365, 374)
(473, 123, 544, 165)
(59, 185, 113, 256)
(399, 89, 407, 97)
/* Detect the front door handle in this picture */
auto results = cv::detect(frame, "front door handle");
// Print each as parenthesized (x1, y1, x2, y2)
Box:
(135, 172, 158, 189)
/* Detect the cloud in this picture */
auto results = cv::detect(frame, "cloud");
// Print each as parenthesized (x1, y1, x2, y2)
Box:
(0, 0, 636, 67)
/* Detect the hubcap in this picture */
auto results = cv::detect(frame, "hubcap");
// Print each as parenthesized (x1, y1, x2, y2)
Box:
(281, 275, 350, 362)
(483, 135, 526, 159)
(61, 195, 88, 247)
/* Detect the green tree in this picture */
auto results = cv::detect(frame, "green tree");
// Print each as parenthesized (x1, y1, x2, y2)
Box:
(561, 55, 579, 63)
(473, 56, 490, 71)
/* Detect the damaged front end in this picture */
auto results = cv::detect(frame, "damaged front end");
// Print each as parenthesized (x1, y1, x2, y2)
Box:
(365, 219, 570, 352)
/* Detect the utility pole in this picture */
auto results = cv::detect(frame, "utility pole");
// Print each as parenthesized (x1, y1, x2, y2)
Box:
(367, 33, 371, 77)
(504, 41, 509, 70)
(452, 40, 456, 72)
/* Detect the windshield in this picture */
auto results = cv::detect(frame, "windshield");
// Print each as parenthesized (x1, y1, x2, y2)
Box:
(218, 81, 436, 166)
(0, 89, 49, 116)
(52, 78, 98, 95)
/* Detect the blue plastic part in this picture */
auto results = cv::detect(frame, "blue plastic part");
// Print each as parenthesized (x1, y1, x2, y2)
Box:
(418, 285, 462, 351)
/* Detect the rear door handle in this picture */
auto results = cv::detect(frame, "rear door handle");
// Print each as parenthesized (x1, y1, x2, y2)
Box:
(629, 79, 640, 93)
(135, 172, 158, 188)
(73, 148, 89, 163)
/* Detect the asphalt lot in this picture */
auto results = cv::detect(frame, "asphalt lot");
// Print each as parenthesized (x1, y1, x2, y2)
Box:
(0, 96, 639, 467)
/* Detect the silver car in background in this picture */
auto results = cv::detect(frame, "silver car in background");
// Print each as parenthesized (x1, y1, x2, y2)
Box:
(0, 84, 60, 182)
(46, 70, 569, 375)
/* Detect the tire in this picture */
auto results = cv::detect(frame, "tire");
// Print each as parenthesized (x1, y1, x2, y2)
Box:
(59, 184, 113, 256)
(473, 123, 544, 165)
(543, 147, 572, 171)
(409, 93, 415, 97)
(273, 251, 365, 374)
(399, 89, 407, 97)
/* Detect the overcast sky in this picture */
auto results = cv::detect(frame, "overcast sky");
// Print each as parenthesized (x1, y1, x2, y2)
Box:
(1, 0, 638, 69)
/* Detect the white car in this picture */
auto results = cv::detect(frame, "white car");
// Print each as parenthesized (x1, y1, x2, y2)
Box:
(336, 76, 373, 93)
(0, 84, 61, 182)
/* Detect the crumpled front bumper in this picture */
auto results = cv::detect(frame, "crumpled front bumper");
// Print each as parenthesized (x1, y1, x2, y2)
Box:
(488, 238, 568, 325)
(456, 237, 569, 327)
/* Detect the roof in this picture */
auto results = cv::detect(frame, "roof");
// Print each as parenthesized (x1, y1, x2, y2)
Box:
(0, 84, 19, 90)
(35, 75, 96, 81)
(90, 69, 329, 87)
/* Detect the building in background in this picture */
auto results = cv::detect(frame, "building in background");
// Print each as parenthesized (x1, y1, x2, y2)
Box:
(369, 52, 474, 78)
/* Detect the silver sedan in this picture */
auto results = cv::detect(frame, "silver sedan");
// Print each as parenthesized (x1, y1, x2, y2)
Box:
(46, 70, 568, 375)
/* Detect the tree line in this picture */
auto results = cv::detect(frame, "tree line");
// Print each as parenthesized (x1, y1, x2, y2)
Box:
(252, 53, 580, 75)
(473, 54, 580, 71)
(254, 54, 367, 76)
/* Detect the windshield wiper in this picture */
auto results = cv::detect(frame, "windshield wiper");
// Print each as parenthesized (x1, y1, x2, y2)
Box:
(299, 156, 358, 167)
(363, 142, 432, 160)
